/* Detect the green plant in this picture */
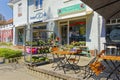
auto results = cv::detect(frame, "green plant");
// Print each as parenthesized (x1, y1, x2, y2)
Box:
(0, 48, 22, 59)
(0, 42, 13, 46)
(25, 41, 38, 46)
(38, 40, 45, 45)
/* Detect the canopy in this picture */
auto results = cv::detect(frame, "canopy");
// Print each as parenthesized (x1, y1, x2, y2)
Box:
(81, 0, 120, 20)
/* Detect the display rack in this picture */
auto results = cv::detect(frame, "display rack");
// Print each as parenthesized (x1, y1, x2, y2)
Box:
(24, 26, 54, 66)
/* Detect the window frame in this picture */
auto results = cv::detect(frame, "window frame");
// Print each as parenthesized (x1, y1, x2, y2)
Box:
(34, 0, 43, 10)
(18, 3, 22, 17)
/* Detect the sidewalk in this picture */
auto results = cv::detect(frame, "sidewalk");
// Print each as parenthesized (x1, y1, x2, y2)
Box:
(0, 63, 39, 80)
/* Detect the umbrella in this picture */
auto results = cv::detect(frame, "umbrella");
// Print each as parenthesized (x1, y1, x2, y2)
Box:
(81, 0, 120, 20)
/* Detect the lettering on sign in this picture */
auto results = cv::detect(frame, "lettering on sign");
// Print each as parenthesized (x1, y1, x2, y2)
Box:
(30, 12, 43, 20)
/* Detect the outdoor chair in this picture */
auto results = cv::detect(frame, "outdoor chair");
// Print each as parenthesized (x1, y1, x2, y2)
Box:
(66, 52, 81, 73)
(51, 46, 64, 68)
(80, 50, 106, 79)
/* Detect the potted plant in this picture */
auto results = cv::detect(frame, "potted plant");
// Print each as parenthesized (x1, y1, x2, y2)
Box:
(38, 40, 45, 46)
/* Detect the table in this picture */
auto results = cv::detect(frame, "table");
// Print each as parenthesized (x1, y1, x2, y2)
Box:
(51, 50, 80, 73)
(100, 55, 120, 80)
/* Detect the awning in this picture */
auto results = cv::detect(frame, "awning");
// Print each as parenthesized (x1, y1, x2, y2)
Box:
(43, 11, 92, 22)
(81, 0, 120, 20)
(15, 24, 26, 28)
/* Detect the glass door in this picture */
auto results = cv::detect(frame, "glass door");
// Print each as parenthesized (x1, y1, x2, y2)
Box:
(18, 28, 24, 45)
(61, 25, 68, 45)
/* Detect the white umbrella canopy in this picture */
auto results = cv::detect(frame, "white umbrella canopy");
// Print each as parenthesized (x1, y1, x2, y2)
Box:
(81, 0, 120, 20)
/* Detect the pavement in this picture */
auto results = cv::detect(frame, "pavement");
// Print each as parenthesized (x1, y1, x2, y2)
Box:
(0, 46, 120, 80)
(0, 63, 39, 80)
(0, 56, 119, 80)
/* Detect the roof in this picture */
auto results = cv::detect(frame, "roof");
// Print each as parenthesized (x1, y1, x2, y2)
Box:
(0, 20, 6, 26)
(0, 18, 13, 26)
(7, 18, 13, 24)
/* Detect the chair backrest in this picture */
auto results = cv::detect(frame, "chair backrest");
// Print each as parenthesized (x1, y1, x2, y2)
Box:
(89, 50, 106, 76)
(88, 50, 105, 65)
(97, 50, 105, 58)
(51, 47, 59, 51)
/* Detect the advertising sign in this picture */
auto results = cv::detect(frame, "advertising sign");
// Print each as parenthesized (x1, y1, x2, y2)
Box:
(58, 3, 86, 16)
(30, 11, 46, 23)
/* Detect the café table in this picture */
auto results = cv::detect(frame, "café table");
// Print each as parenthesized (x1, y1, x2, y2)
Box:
(100, 55, 120, 80)
(51, 50, 80, 74)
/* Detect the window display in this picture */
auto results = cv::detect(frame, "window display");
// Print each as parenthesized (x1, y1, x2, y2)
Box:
(106, 25, 120, 43)
(60, 19, 86, 45)
(69, 20, 86, 43)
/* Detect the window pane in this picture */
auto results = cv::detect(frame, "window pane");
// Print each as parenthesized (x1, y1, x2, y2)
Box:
(40, 0, 43, 8)
(35, 0, 39, 9)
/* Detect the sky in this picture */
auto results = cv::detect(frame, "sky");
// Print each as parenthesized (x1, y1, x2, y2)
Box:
(0, 0, 13, 20)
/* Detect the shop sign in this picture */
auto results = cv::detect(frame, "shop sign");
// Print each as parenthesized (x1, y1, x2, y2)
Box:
(58, 3, 86, 16)
(30, 12, 43, 20)
(30, 12, 46, 22)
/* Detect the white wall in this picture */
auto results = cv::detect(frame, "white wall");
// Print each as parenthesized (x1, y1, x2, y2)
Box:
(86, 12, 106, 51)
(13, 0, 27, 26)
(28, 0, 45, 23)
(12, 0, 27, 45)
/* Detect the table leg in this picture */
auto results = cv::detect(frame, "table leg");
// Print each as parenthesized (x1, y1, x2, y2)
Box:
(106, 63, 120, 80)
(52, 53, 66, 73)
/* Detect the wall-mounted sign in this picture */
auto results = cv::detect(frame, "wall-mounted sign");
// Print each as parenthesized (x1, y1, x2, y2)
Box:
(30, 12, 43, 20)
(58, 3, 86, 16)
(30, 11, 46, 22)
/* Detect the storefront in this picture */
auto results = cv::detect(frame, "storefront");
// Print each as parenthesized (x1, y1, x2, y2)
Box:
(57, 3, 87, 45)
(58, 18, 86, 45)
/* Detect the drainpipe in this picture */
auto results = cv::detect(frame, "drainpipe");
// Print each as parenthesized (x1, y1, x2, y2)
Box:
(67, 21, 69, 45)
(98, 14, 101, 53)
(26, 0, 33, 63)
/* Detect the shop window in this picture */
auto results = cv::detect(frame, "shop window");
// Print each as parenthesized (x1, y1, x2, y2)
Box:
(18, 3, 22, 17)
(33, 26, 47, 42)
(69, 20, 86, 43)
(34, 0, 43, 9)
(106, 25, 120, 43)
(117, 18, 120, 23)
(111, 19, 116, 24)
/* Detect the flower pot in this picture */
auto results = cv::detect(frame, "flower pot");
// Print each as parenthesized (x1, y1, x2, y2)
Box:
(26, 47, 38, 54)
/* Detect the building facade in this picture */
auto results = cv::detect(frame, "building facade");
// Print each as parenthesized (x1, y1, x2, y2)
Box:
(9, 0, 106, 51)
(8, 0, 27, 45)
(0, 19, 13, 42)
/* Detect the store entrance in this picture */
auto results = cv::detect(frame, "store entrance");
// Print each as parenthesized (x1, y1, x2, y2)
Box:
(61, 25, 68, 44)
(59, 18, 86, 45)
(17, 28, 24, 45)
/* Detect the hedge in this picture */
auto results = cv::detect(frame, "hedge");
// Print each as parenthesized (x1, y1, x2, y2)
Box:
(0, 48, 22, 59)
